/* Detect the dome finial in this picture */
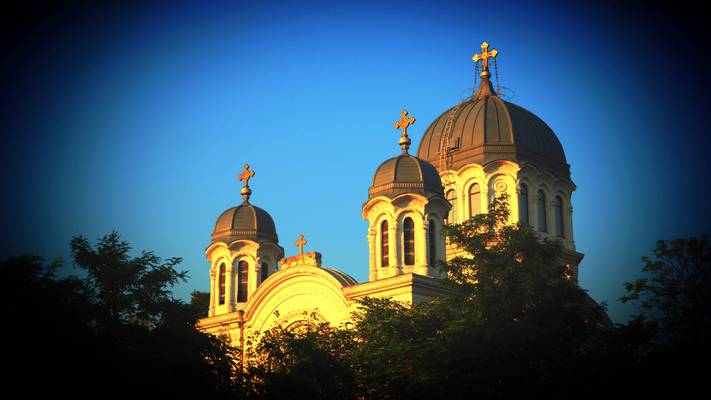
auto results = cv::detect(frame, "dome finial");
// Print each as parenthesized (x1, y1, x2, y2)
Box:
(472, 41, 499, 99)
(237, 163, 255, 203)
(394, 109, 415, 154)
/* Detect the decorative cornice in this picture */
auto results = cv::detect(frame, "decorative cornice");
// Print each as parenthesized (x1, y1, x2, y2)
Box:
(344, 273, 452, 299)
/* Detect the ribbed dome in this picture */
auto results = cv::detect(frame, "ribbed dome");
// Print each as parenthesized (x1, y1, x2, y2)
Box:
(212, 203, 278, 244)
(416, 95, 569, 177)
(369, 154, 444, 199)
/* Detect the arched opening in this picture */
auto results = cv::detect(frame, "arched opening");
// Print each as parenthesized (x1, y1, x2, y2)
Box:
(218, 263, 226, 305)
(519, 183, 529, 225)
(403, 217, 415, 266)
(260, 261, 268, 284)
(428, 220, 436, 266)
(445, 189, 457, 224)
(554, 196, 564, 238)
(537, 190, 547, 233)
(237, 261, 248, 302)
(380, 220, 389, 267)
(468, 183, 481, 218)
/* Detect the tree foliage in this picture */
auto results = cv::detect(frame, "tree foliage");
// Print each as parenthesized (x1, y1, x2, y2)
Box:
(4, 213, 709, 397)
(620, 235, 711, 346)
(2, 232, 237, 397)
(237, 195, 615, 399)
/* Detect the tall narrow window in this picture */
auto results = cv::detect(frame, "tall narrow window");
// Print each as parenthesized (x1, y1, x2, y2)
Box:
(554, 196, 564, 238)
(237, 261, 248, 302)
(428, 220, 436, 266)
(468, 183, 481, 218)
(380, 220, 389, 267)
(519, 184, 529, 225)
(403, 217, 415, 265)
(218, 263, 226, 305)
(537, 190, 547, 232)
(445, 189, 457, 224)
(260, 262, 268, 283)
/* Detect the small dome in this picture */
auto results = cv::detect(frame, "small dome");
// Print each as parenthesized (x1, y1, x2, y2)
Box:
(417, 95, 569, 177)
(369, 154, 444, 199)
(212, 203, 278, 244)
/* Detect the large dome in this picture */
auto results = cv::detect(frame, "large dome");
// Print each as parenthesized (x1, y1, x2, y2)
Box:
(369, 153, 444, 199)
(212, 203, 278, 244)
(416, 89, 569, 177)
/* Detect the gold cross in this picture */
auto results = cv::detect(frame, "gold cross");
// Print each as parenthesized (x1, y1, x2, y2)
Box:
(296, 233, 307, 259)
(472, 41, 498, 70)
(394, 109, 415, 138)
(238, 164, 255, 188)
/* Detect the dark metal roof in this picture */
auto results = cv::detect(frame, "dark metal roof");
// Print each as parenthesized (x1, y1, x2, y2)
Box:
(212, 203, 278, 244)
(416, 95, 570, 177)
(369, 154, 444, 199)
(322, 267, 359, 287)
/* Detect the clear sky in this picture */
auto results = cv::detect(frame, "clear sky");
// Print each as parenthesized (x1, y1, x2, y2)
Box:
(2, 1, 709, 323)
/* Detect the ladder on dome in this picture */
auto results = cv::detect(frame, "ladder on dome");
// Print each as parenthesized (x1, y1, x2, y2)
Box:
(438, 100, 464, 185)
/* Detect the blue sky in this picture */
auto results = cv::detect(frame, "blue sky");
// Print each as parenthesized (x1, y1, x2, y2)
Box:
(2, 1, 709, 323)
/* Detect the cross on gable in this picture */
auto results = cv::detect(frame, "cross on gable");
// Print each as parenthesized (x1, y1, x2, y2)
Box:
(296, 233, 307, 258)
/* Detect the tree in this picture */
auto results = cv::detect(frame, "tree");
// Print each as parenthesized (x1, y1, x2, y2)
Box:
(240, 194, 614, 399)
(190, 290, 212, 319)
(70, 231, 188, 329)
(2, 232, 238, 397)
(620, 235, 711, 347)
(614, 236, 711, 396)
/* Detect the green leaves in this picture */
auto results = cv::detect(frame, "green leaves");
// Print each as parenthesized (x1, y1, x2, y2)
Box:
(620, 235, 711, 346)
(70, 230, 189, 328)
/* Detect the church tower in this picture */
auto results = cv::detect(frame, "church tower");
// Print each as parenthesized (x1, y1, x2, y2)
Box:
(415, 42, 584, 279)
(205, 164, 284, 317)
(363, 109, 451, 281)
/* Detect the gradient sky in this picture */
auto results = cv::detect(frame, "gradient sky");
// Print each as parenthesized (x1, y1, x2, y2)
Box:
(2, 1, 709, 323)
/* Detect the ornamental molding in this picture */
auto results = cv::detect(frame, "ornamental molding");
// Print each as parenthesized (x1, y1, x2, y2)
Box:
(242, 266, 354, 321)
(343, 273, 451, 299)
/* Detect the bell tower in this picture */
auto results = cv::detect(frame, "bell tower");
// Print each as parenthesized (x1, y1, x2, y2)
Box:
(363, 109, 450, 281)
(206, 164, 284, 316)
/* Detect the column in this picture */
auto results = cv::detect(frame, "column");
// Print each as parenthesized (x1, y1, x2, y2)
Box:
(225, 262, 234, 313)
(209, 267, 217, 317)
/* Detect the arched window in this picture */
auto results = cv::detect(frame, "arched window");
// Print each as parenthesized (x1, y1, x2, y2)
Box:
(218, 263, 226, 305)
(403, 217, 415, 266)
(237, 261, 248, 302)
(519, 184, 529, 225)
(554, 196, 564, 238)
(260, 262, 268, 283)
(445, 189, 457, 224)
(537, 190, 547, 233)
(380, 220, 389, 268)
(468, 183, 481, 218)
(428, 220, 436, 266)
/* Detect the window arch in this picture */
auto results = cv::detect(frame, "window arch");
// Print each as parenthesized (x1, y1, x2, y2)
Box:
(260, 261, 268, 283)
(537, 190, 547, 233)
(468, 183, 481, 218)
(519, 184, 529, 225)
(554, 195, 564, 238)
(445, 189, 457, 224)
(237, 261, 248, 302)
(380, 220, 389, 267)
(218, 263, 226, 305)
(403, 217, 415, 266)
(428, 220, 436, 266)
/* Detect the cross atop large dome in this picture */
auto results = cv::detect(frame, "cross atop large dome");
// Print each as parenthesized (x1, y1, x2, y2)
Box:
(416, 42, 569, 178)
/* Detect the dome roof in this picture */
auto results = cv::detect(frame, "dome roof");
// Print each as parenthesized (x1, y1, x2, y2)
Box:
(212, 203, 278, 244)
(369, 154, 444, 199)
(416, 86, 569, 177)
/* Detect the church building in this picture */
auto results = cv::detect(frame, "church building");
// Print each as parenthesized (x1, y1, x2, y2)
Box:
(197, 42, 584, 346)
